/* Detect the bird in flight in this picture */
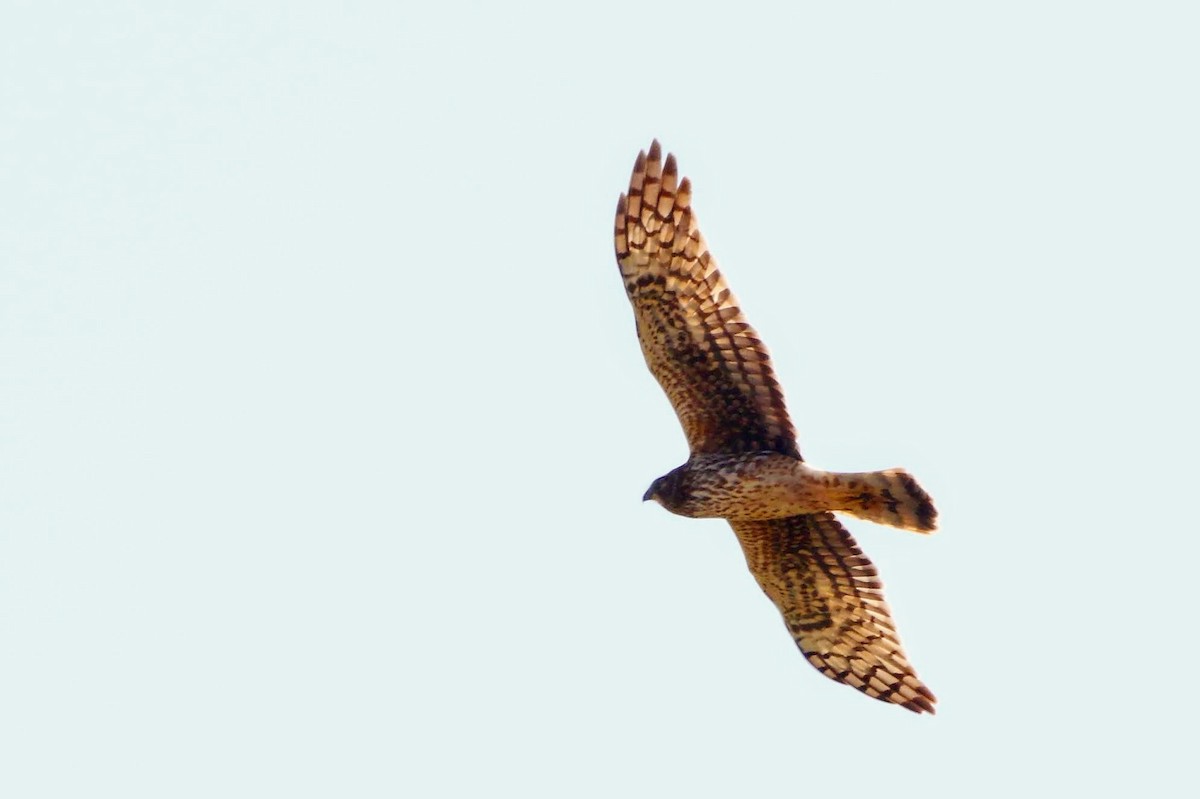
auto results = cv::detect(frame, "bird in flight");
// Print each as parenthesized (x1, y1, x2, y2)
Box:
(614, 141, 938, 714)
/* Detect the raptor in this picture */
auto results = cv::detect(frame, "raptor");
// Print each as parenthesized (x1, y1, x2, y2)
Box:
(615, 141, 938, 713)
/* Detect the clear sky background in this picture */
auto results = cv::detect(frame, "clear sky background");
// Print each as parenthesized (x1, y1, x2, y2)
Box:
(3, 2, 1198, 796)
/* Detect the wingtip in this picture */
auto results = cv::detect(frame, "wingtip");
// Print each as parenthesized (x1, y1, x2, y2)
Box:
(677, 176, 692, 209)
(645, 140, 663, 180)
(630, 150, 647, 191)
(663, 152, 677, 177)
(661, 153, 679, 197)
(904, 683, 938, 714)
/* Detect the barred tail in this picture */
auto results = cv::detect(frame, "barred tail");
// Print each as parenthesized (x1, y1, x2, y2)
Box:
(830, 469, 937, 533)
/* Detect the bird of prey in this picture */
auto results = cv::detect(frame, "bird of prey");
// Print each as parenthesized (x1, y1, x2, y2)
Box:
(614, 141, 938, 714)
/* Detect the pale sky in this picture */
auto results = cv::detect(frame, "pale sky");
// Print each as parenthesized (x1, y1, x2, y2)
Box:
(3, 2, 1198, 797)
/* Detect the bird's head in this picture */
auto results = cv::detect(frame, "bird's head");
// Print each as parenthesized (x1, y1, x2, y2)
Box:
(642, 476, 666, 504)
(642, 467, 688, 512)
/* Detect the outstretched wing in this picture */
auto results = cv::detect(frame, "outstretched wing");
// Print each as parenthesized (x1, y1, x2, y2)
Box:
(614, 141, 798, 458)
(730, 513, 937, 714)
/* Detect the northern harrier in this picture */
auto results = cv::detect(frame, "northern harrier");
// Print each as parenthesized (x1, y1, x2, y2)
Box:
(614, 141, 938, 714)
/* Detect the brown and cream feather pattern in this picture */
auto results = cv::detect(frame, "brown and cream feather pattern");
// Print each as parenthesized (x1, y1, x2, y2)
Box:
(614, 142, 798, 458)
(732, 514, 936, 714)
(615, 141, 938, 714)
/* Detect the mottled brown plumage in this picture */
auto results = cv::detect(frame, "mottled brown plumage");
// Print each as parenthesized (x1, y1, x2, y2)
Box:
(733, 514, 936, 713)
(615, 141, 938, 714)
(614, 144, 797, 459)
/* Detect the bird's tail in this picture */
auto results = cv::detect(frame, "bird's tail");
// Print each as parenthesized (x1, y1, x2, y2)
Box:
(827, 469, 937, 533)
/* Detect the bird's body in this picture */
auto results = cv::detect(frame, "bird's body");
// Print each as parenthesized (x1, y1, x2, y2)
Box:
(646, 452, 837, 520)
(647, 453, 936, 530)
(614, 141, 939, 714)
